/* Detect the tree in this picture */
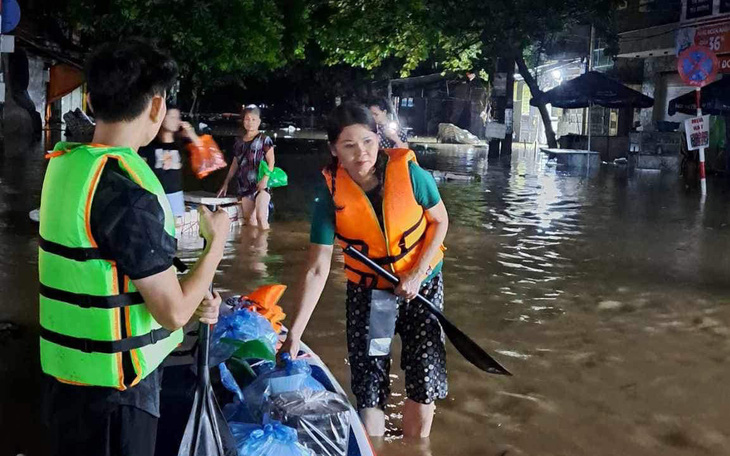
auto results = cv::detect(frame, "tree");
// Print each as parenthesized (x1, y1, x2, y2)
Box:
(311, 0, 619, 149)
(60, 0, 308, 110)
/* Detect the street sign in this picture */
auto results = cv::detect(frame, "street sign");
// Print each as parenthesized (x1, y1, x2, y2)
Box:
(1, 0, 21, 34)
(686, 0, 713, 20)
(685, 115, 711, 150)
(718, 55, 730, 72)
(695, 23, 730, 54)
(678, 46, 719, 87)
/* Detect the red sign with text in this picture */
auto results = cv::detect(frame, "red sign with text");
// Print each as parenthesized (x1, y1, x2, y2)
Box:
(719, 55, 730, 72)
(694, 23, 730, 55)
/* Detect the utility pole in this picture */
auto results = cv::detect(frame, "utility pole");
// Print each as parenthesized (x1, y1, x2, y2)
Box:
(488, 57, 515, 158)
(585, 24, 595, 150)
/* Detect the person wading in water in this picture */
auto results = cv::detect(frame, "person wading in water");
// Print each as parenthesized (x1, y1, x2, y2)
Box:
(218, 104, 275, 230)
(280, 102, 449, 439)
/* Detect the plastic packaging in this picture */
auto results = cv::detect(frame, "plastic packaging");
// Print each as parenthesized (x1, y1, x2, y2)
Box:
(257, 160, 289, 188)
(267, 390, 352, 456)
(210, 309, 278, 366)
(243, 355, 325, 422)
(219, 362, 255, 423)
(189, 134, 227, 179)
(227, 285, 287, 333)
(368, 290, 398, 356)
(233, 421, 313, 456)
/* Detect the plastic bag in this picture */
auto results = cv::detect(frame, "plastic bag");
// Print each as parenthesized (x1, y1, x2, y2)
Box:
(210, 308, 278, 366)
(189, 134, 227, 179)
(257, 160, 288, 188)
(233, 421, 313, 456)
(220, 362, 255, 423)
(368, 290, 398, 356)
(228, 285, 287, 333)
(230, 422, 260, 448)
(243, 355, 325, 422)
(266, 390, 351, 456)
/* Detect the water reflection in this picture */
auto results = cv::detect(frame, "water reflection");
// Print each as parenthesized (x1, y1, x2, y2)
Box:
(238, 227, 270, 275)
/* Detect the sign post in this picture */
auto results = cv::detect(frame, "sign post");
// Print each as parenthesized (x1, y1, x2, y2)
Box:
(678, 45, 719, 195)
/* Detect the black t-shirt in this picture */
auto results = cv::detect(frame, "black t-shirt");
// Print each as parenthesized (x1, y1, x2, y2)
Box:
(43, 160, 177, 420)
(365, 183, 384, 229)
(138, 139, 184, 194)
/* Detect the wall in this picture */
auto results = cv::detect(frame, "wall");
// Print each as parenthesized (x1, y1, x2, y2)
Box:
(27, 55, 46, 125)
(60, 86, 84, 120)
(640, 56, 677, 130)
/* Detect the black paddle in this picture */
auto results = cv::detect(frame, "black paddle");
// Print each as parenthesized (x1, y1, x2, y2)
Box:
(178, 209, 235, 456)
(343, 245, 512, 376)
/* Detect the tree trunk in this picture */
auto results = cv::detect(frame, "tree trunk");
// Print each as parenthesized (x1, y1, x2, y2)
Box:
(488, 57, 515, 157)
(502, 57, 515, 156)
(189, 86, 199, 117)
(515, 54, 558, 148)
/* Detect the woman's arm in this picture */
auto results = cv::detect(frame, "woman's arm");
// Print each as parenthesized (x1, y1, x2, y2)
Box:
(279, 243, 334, 358)
(257, 147, 275, 190)
(217, 158, 239, 197)
(384, 126, 409, 149)
(395, 201, 448, 300)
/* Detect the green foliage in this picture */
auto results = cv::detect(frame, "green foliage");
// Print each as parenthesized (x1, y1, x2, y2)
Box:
(60, 0, 622, 95)
(311, 0, 620, 76)
(64, 0, 302, 89)
(313, 0, 435, 76)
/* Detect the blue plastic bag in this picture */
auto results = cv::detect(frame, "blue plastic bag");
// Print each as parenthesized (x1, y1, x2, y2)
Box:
(233, 421, 313, 456)
(219, 362, 255, 423)
(230, 422, 260, 449)
(243, 355, 325, 421)
(210, 308, 278, 366)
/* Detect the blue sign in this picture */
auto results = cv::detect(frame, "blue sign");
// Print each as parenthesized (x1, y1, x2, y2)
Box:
(2, 0, 21, 34)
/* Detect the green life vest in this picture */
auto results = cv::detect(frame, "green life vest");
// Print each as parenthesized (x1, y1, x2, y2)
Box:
(39, 142, 183, 390)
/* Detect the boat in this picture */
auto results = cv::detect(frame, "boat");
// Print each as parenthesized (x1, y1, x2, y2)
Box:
(158, 325, 375, 456)
(289, 333, 376, 456)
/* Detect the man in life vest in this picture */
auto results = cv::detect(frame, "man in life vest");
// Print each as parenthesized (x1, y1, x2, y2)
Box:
(39, 40, 230, 456)
(280, 103, 449, 439)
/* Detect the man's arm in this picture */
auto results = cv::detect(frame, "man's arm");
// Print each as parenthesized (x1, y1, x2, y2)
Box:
(133, 206, 230, 330)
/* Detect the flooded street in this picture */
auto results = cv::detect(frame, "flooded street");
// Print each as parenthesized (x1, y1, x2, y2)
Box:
(3, 136, 730, 455)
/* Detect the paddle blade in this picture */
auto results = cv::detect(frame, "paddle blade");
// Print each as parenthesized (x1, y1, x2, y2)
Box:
(177, 386, 236, 456)
(437, 313, 512, 376)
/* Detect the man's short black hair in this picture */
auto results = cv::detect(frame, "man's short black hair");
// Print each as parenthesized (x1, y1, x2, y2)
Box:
(85, 40, 178, 122)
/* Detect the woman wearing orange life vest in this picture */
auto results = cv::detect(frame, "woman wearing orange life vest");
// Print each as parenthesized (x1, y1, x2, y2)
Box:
(280, 103, 449, 439)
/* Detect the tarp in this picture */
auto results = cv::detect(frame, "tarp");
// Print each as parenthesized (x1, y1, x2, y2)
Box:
(47, 64, 84, 104)
(668, 77, 730, 116)
(530, 71, 654, 109)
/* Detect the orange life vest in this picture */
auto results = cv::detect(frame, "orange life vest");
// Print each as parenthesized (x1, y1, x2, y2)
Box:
(322, 149, 444, 289)
(242, 284, 287, 332)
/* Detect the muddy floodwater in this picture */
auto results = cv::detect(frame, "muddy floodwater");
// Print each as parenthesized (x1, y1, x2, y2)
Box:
(3, 135, 730, 456)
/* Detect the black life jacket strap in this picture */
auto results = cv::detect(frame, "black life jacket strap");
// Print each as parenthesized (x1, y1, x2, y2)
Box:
(40, 283, 143, 309)
(39, 237, 110, 261)
(40, 327, 173, 354)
